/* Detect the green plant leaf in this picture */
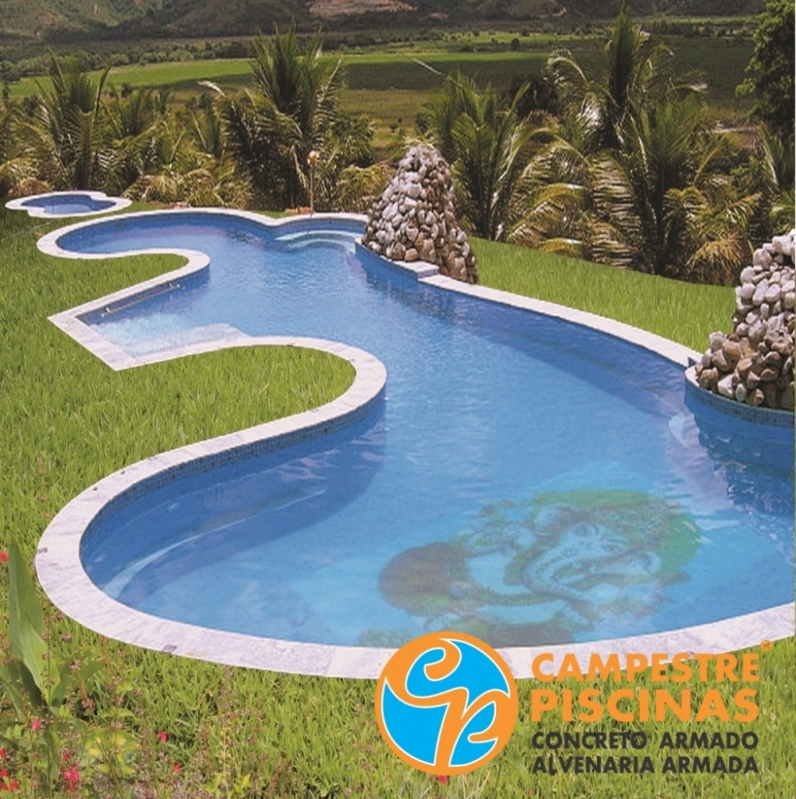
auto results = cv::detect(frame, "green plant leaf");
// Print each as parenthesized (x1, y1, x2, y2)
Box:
(0, 658, 43, 718)
(7, 540, 61, 705)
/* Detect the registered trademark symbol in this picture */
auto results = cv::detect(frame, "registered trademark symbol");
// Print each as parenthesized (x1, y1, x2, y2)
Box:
(760, 640, 773, 652)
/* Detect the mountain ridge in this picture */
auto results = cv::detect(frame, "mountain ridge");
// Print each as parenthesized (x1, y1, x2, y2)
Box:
(0, 0, 766, 43)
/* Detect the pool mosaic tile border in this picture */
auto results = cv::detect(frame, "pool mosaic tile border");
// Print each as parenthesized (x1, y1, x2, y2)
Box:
(684, 366, 795, 427)
(6, 190, 132, 218)
(34, 208, 795, 678)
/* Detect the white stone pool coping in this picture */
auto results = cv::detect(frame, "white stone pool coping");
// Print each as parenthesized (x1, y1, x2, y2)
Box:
(34, 208, 795, 679)
(6, 190, 132, 218)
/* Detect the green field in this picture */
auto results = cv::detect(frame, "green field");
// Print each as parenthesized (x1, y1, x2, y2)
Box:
(10, 58, 254, 98)
(11, 34, 753, 112)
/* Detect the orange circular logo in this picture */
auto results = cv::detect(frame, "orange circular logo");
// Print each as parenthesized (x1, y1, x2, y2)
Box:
(375, 631, 518, 774)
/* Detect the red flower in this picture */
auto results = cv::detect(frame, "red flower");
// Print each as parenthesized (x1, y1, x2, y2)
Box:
(0, 750, 5, 759)
(0, 771, 7, 778)
(0, 552, 7, 563)
(157, 731, 168, 742)
(437, 775, 449, 784)
(30, 718, 41, 732)
(62, 766, 80, 792)
(173, 763, 182, 774)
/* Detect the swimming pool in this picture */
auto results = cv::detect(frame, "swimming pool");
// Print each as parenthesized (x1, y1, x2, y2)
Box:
(35, 209, 795, 677)
(7, 190, 131, 218)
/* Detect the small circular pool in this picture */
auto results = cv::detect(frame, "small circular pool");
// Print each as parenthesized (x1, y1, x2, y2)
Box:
(6, 190, 131, 218)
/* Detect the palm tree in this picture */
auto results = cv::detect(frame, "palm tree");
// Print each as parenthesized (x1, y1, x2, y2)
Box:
(509, 126, 641, 266)
(510, 5, 758, 284)
(546, 1, 698, 155)
(0, 104, 25, 197)
(212, 25, 370, 211)
(204, 84, 284, 209)
(102, 87, 170, 196)
(627, 97, 758, 281)
(751, 126, 795, 234)
(122, 113, 247, 209)
(427, 72, 532, 240)
(24, 55, 111, 190)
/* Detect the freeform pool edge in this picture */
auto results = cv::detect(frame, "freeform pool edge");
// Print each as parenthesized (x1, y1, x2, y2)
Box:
(34, 208, 796, 678)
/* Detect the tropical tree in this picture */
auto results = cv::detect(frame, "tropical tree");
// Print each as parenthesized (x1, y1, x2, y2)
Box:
(736, 0, 795, 235)
(102, 87, 170, 196)
(23, 55, 111, 190)
(510, 4, 758, 284)
(427, 72, 532, 240)
(0, 104, 25, 197)
(737, 0, 795, 144)
(509, 130, 639, 265)
(120, 111, 248, 208)
(738, 124, 796, 242)
(212, 25, 372, 211)
(545, 1, 699, 156)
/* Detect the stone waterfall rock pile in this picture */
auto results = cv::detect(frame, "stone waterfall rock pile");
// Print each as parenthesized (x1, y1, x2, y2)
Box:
(694, 229, 795, 411)
(362, 144, 478, 283)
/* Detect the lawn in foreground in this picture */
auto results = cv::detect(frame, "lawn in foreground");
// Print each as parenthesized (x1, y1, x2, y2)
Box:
(0, 204, 792, 798)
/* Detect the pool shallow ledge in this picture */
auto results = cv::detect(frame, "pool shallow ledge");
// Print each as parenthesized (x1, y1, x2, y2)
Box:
(33, 209, 796, 678)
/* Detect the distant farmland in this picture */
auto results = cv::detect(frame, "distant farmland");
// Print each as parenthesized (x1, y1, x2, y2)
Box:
(10, 35, 753, 148)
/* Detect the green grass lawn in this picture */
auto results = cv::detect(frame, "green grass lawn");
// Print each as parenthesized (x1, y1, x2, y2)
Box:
(0, 202, 792, 798)
(473, 237, 735, 353)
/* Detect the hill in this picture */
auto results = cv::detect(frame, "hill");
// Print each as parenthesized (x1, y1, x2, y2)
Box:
(0, 0, 767, 44)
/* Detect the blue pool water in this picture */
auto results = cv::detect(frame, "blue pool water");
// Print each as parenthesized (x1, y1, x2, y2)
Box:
(58, 212, 794, 648)
(20, 193, 119, 216)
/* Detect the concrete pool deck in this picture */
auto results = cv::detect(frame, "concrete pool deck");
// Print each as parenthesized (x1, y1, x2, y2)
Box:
(33, 207, 795, 678)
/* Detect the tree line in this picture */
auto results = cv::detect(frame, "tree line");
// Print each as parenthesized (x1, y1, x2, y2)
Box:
(1, 1, 793, 285)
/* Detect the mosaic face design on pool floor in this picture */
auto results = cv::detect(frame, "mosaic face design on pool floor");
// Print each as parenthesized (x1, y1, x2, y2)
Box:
(370, 490, 700, 648)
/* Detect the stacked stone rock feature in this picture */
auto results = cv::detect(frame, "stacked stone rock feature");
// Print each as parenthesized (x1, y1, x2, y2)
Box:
(694, 229, 795, 411)
(362, 144, 478, 283)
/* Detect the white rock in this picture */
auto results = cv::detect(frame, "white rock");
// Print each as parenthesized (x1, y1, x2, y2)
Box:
(739, 283, 756, 301)
(717, 374, 735, 398)
(748, 320, 766, 346)
(735, 383, 748, 402)
(752, 281, 768, 306)
(709, 332, 726, 351)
